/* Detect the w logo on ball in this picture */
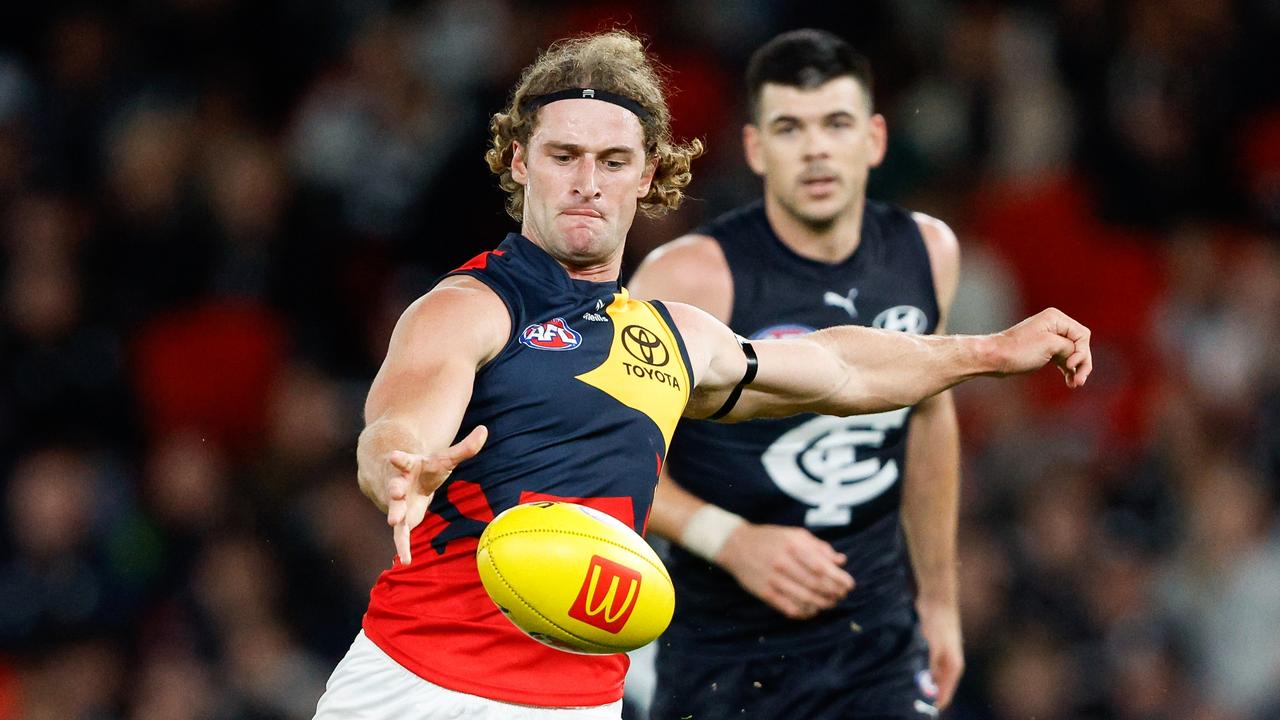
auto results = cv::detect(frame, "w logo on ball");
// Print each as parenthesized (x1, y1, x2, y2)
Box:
(568, 555, 642, 634)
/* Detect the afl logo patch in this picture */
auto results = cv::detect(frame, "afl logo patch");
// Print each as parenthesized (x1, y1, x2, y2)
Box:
(750, 324, 815, 340)
(873, 305, 928, 334)
(520, 318, 582, 351)
(621, 325, 669, 366)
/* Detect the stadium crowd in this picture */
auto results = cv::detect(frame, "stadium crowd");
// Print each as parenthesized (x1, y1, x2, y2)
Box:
(1, 1, 1278, 718)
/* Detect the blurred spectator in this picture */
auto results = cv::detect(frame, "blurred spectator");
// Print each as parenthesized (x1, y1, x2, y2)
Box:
(128, 647, 219, 720)
(288, 14, 467, 240)
(0, 447, 130, 647)
(1, 193, 136, 459)
(1159, 459, 1280, 713)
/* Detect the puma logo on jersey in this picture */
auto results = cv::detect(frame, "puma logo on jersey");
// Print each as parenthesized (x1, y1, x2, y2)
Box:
(823, 288, 859, 318)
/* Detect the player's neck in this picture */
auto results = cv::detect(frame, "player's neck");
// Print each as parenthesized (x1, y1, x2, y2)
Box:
(522, 226, 622, 283)
(764, 194, 865, 264)
(561, 260, 621, 283)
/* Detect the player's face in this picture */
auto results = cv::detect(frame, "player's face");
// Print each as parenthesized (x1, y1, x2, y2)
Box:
(512, 100, 656, 272)
(744, 77, 887, 228)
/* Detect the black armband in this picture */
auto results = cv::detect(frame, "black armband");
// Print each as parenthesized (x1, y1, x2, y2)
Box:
(707, 337, 758, 420)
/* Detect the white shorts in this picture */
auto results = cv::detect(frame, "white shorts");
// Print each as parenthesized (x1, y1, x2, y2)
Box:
(312, 631, 624, 720)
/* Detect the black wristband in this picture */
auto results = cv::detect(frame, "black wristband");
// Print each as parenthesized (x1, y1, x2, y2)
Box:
(707, 338, 758, 420)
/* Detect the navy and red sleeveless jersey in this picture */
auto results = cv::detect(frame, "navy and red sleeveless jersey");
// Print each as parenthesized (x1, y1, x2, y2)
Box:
(362, 233, 693, 706)
(663, 199, 940, 655)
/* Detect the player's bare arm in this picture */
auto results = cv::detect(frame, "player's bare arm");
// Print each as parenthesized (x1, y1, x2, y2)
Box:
(670, 300, 1091, 422)
(628, 234, 734, 322)
(631, 237, 855, 619)
(901, 213, 965, 708)
(357, 275, 509, 565)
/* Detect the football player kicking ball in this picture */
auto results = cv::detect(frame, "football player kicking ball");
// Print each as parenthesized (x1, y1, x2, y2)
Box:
(630, 29, 967, 720)
(312, 30, 1091, 720)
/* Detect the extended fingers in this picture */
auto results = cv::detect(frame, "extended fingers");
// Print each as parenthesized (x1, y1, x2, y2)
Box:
(387, 490, 411, 564)
(394, 515, 412, 566)
(418, 426, 489, 477)
(386, 475, 409, 521)
(445, 425, 488, 466)
(388, 450, 418, 475)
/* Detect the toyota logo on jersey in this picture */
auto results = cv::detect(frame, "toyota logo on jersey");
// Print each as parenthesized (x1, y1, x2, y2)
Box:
(520, 318, 582, 351)
(621, 325, 669, 366)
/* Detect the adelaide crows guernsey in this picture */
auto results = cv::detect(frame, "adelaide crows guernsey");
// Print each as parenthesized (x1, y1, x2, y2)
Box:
(664, 199, 939, 655)
(362, 233, 692, 706)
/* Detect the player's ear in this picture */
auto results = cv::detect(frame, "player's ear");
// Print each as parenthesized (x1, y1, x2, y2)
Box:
(743, 124, 765, 176)
(636, 155, 657, 198)
(868, 114, 888, 169)
(511, 141, 529, 185)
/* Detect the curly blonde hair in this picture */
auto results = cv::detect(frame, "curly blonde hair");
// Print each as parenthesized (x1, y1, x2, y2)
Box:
(486, 31, 704, 222)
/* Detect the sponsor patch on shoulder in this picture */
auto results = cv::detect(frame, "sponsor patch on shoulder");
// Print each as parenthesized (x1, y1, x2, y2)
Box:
(750, 324, 816, 340)
(874, 305, 928, 334)
(520, 318, 582, 351)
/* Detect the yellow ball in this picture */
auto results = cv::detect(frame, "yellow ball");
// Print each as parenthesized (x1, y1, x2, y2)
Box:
(477, 501, 675, 655)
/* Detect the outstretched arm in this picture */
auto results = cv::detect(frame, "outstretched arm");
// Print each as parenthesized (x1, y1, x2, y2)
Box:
(674, 303, 1091, 421)
(357, 275, 509, 565)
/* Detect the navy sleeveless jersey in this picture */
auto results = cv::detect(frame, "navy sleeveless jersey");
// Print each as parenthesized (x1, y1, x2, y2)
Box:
(363, 233, 693, 706)
(663, 199, 940, 655)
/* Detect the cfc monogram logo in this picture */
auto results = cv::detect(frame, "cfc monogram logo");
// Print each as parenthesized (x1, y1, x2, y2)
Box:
(567, 555, 642, 634)
(762, 408, 911, 526)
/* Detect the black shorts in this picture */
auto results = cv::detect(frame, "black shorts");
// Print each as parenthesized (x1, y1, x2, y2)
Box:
(649, 622, 936, 720)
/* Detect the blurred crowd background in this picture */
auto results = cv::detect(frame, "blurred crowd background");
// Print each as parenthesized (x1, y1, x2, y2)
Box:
(1, 0, 1278, 718)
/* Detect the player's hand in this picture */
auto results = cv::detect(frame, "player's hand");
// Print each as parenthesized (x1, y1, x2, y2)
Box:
(917, 598, 964, 710)
(384, 425, 488, 566)
(715, 523, 855, 620)
(991, 308, 1092, 387)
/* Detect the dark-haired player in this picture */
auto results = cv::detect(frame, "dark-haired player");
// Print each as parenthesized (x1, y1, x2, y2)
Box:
(631, 29, 964, 719)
